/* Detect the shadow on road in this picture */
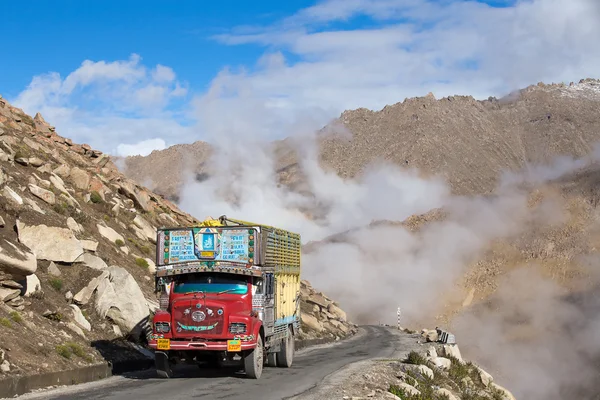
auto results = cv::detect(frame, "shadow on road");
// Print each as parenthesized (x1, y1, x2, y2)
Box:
(118, 363, 250, 381)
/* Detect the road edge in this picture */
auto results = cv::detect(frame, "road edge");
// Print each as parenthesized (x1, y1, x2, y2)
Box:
(0, 331, 361, 399)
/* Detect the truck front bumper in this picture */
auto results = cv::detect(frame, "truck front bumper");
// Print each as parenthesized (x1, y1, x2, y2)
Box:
(148, 338, 256, 351)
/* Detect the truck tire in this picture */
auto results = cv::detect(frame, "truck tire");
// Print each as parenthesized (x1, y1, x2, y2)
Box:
(244, 335, 264, 379)
(276, 326, 294, 368)
(155, 351, 173, 378)
(266, 352, 277, 367)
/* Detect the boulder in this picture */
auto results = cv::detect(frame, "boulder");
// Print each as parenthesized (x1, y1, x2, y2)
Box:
(75, 253, 108, 270)
(70, 304, 91, 331)
(53, 164, 71, 178)
(417, 364, 434, 380)
(94, 266, 150, 336)
(306, 293, 329, 309)
(133, 215, 156, 243)
(0, 239, 37, 278)
(81, 240, 98, 252)
(69, 167, 90, 190)
(3, 186, 23, 205)
(28, 158, 44, 168)
(22, 274, 41, 297)
(327, 303, 347, 321)
(0, 287, 20, 302)
(28, 184, 55, 205)
(74, 276, 103, 305)
(397, 383, 420, 396)
(97, 224, 124, 244)
(429, 357, 452, 370)
(17, 221, 83, 263)
(426, 346, 438, 358)
(66, 217, 82, 233)
(145, 258, 156, 274)
(118, 180, 150, 212)
(48, 262, 61, 276)
(478, 366, 494, 387)
(301, 313, 323, 332)
(443, 344, 464, 364)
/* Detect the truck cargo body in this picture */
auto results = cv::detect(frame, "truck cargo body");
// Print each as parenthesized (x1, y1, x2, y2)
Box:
(148, 217, 301, 379)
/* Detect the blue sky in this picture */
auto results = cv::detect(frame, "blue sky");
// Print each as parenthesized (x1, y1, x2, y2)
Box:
(2, 0, 598, 156)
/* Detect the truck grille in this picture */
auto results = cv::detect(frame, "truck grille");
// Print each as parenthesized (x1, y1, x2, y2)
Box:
(172, 301, 225, 335)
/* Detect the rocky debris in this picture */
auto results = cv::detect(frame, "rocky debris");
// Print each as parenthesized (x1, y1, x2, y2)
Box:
(332, 330, 516, 400)
(28, 184, 55, 205)
(0, 239, 37, 278)
(23, 274, 41, 297)
(75, 253, 108, 271)
(132, 215, 156, 243)
(298, 280, 357, 341)
(47, 262, 61, 276)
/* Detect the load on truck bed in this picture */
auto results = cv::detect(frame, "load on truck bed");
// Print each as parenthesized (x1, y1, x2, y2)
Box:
(149, 215, 301, 379)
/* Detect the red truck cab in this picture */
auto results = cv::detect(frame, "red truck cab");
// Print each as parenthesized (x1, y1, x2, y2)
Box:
(149, 272, 265, 378)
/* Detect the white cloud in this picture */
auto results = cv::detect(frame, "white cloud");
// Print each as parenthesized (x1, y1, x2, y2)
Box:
(116, 138, 167, 157)
(210, 0, 600, 114)
(9, 0, 600, 158)
(12, 54, 192, 155)
(152, 65, 176, 83)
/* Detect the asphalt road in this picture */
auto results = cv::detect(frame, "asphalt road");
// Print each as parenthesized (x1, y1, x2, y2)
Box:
(17, 326, 408, 400)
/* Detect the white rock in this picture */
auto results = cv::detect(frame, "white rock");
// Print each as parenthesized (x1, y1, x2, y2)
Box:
(478, 366, 494, 387)
(70, 304, 91, 331)
(69, 167, 90, 190)
(430, 357, 452, 370)
(97, 224, 124, 244)
(133, 215, 156, 243)
(396, 382, 420, 396)
(24, 198, 45, 214)
(74, 275, 104, 306)
(66, 322, 86, 338)
(120, 246, 129, 255)
(0, 239, 37, 278)
(23, 274, 41, 297)
(95, 266, 150, 336)
(443, 344, 464, 364)
(17, 221, 83, 263)
(426, 346, 438, 358)
(417, 364, 434, 380)
(3, 186, 22, 205)
(65, 291, 73, 301)
(301, 313, 323, 332)
(81, 240, 98, 252)
(48, 262, 61, 276)
(145, 258, 156, 274)
(75, 253, 108, 270)
(0, 360, 10, 373)
(66, 217, 82, 233)
(0, 287, 20, 302)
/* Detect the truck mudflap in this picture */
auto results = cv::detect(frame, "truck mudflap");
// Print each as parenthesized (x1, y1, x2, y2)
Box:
(148, 338, 257, 352)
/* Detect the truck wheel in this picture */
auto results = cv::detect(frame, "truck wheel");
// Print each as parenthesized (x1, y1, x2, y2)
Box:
(266, 352, 277, 367)
(155, 351, 173, 378)
(244, 335, 264, 379)
(276, 326, 294, 368)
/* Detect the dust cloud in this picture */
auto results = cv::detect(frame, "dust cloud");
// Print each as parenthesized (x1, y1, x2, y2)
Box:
(178, 93, 600, 399)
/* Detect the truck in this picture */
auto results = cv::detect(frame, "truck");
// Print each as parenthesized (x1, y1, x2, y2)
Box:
(147, 215, 301, 379)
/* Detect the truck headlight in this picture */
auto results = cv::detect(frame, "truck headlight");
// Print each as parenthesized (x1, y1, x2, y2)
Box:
(155, 322, 171, 333)
(229, 323, 247, 334)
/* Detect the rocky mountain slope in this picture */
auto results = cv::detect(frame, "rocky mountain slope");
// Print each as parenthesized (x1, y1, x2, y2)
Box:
(125, 79, 600, 201)
(0, 96, 355, 380)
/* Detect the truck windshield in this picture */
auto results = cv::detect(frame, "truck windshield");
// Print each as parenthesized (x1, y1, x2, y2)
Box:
(173, 273, 248, 295)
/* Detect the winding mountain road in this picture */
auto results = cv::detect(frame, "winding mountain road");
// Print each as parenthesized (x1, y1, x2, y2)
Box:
(17, 326, 415, 400)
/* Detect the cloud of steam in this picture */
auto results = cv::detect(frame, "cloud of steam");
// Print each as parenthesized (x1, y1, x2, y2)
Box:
(177, 84, 600, 399)
(453, 266, 600, 400)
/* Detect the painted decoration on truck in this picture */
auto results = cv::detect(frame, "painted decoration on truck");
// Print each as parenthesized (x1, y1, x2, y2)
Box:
(162, 228, 254, 265)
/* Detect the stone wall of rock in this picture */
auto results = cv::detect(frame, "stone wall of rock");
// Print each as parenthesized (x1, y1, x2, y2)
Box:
(299, 280, 358, 341)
